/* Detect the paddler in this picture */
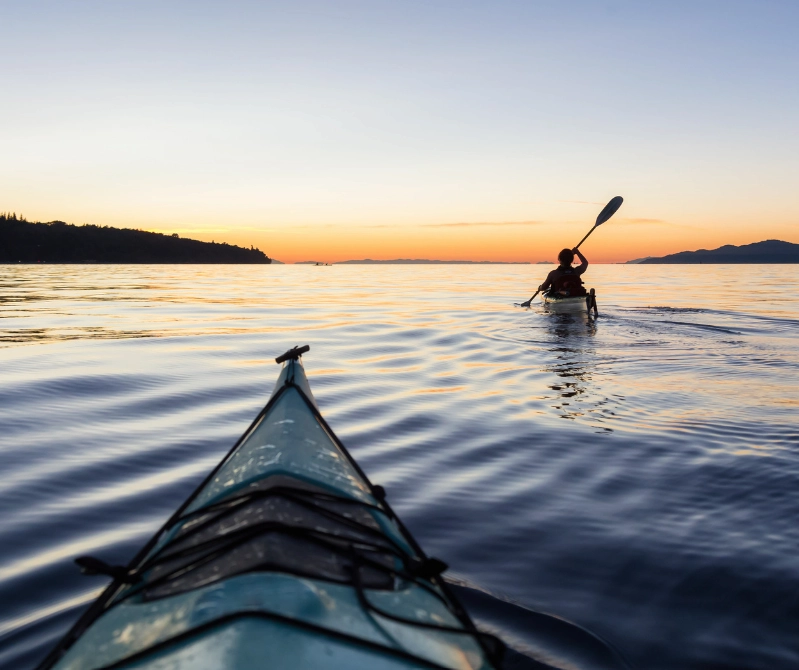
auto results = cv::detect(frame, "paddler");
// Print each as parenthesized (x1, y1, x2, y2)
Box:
(539, 248, 589, 296)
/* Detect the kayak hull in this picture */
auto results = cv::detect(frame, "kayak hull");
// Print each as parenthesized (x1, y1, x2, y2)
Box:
(41, 352, 497, 670)
(542, 289, 597, 314)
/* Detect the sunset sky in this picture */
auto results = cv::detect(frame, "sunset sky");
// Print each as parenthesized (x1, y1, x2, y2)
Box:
(3, 1, 797, 263)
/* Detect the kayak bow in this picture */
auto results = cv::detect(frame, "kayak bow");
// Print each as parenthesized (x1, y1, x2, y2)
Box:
(38, 346, 503, 670)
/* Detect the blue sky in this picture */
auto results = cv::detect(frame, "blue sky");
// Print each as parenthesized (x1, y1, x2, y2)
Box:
(2, 1, 797, 261)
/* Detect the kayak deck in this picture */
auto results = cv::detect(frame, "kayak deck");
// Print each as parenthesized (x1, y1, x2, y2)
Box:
(41, 348, 500, 670)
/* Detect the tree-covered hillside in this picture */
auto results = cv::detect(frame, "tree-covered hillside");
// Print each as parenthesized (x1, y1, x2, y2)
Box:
(0, 213, 271, 264)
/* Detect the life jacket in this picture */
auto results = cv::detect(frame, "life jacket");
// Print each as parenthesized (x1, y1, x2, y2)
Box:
(550, 267, 587, 296)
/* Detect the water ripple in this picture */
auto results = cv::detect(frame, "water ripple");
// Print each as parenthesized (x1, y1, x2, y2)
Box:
(1, 264, 798, 669)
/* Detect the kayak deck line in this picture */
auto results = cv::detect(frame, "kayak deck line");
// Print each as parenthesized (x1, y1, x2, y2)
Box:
(39, 346, 504, 670)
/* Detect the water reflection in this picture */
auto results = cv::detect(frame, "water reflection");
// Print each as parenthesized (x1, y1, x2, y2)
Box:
(547, 310, 597, 338)
(540, 312, 614, 431)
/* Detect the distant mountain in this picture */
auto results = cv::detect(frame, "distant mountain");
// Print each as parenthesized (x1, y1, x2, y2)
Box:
(625, 256, 654, 264)
(0, 214, 271, 263)
(641, 240, 799, 264)
(335, 259, 529, 264)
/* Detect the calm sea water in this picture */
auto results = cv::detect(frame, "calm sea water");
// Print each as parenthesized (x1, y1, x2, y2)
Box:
(1, 264, 798, 669)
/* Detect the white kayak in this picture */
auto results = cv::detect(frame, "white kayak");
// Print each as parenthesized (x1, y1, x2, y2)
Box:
(542, 289, 597, 314)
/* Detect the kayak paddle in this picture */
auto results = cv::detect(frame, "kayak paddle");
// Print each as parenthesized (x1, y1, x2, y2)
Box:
(519, 195, 623, 307)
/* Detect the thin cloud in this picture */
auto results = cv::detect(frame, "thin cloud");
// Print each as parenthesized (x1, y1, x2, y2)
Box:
(358, 220, 544, 229)
(617, 218, 698, 229)
(422, 220, 543, 228)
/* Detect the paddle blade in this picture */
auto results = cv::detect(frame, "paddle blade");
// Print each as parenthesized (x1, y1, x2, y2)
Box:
(595, 196, 623, 226)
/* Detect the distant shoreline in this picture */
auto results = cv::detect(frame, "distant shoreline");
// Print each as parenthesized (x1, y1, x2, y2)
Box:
(331, 259, 530, 265)
(635, 240, 799, 264)
(0, 214, 271, 264)
(2, 261, 273, 265)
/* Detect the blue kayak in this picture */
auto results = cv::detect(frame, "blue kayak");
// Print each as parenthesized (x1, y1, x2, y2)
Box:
(38, 346, 503, 670)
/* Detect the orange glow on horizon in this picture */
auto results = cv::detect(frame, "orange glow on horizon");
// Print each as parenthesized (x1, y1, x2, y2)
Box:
(14, 206, 798, 265)
(146, 220, 799, 265)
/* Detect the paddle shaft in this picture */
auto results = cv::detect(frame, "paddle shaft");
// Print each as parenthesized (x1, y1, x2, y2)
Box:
(521, 289, 541, 307)
(574, 225, 598, 251)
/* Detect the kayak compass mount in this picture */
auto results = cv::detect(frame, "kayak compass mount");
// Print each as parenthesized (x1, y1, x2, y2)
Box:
(275, 344, 310, 364)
